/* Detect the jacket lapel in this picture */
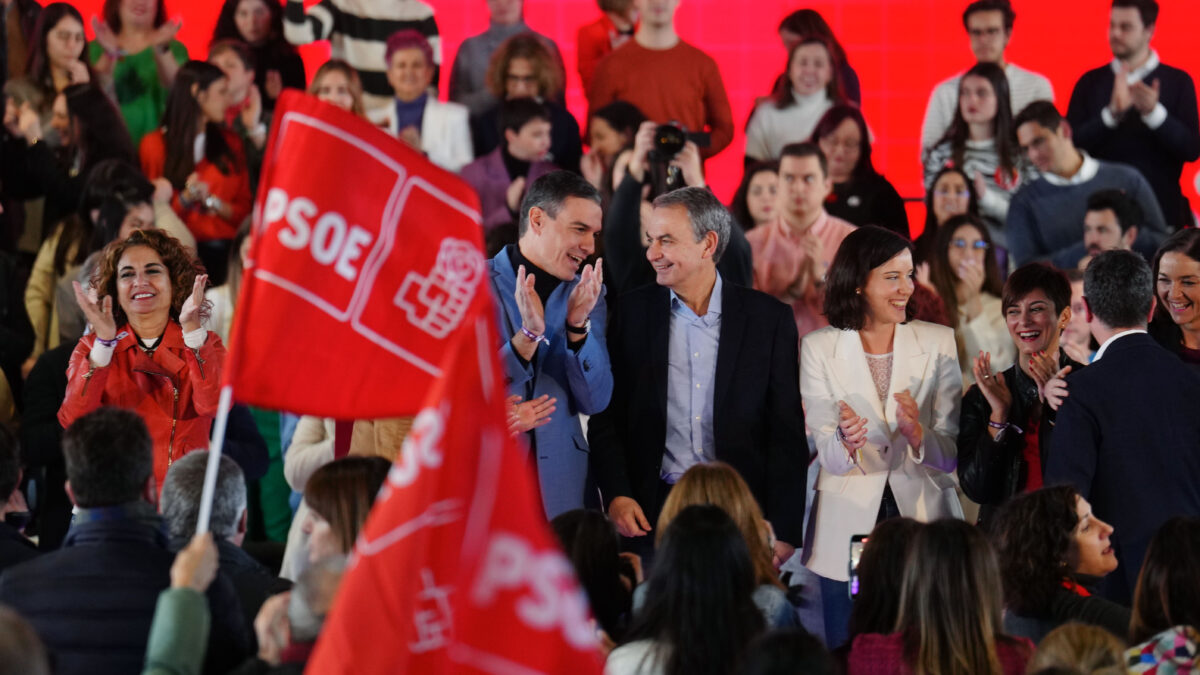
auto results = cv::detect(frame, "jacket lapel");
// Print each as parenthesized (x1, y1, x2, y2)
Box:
(887, 323, 929, 423)
(830, 328, 888, 426)
(648, 287, 670, 419)
(713, 281, 742, 413)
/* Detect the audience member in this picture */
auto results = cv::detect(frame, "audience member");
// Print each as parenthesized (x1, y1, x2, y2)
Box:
(1061, 268, 1095, 363)
(307, 58, 365, 117)
(88, 0, 188, 147)
(279, 415, 335, 581)
(1053, 188, 1143, 270)
(745, 36, 840, 164)
(928, 214, 1012, 386)
(651, 463, 798, 628)
(605, 504, 765, 675)
(283, 0, 440, 116)
(589, 188, 805, 561)
(0, 605, 50, 675)
(846, 519, 1034, 675)
(301, 456, 390, 564)
(742, 629, 838, 675)
(915, 166, 980, 265)
(373, 29, 471, 173)
(747, 143, 856, 340)
(923, 62, 1030, 242)
(1066, 0, 1199, 229)
(0, 423, 37, 572)
(25, 3, 91, 110)
(462, 98, 557, 230)
(551, 509, 635, 646)
(920, 0, 1053, 151)
(1125, 517, 1200, 672)
(18, 340, 73, 550)
(1047, 250, 1200, 604)
(472, 32, 582, 173)
(957, 263, 1079, 527)
(0, 0, 40, 91)
(162, 451, 292, 631)
(992, 486, 1129, 643)
(487, 171, 611, 518)
(800, 226, 963, 648)
(1146, 230, 1200, 372)
(140, 61, 252, 283)
(209, 40, 269, 190)
(449, 0, 563, 119)
(1027, 623, 1127, 675)
(581, 100, 645, 200)
(210, 0, 306, 111)
(729, 161, 778, 231)
(588, 0, 733, 160)
(576, 0, 637, 97)
(844, 518, 925, 647)
(601, 121, 753, 297)
(813, 104, 909, 238)
(236, 555, 345, 673)
(57, 229, 223, 489)
(1008, 101, 1166, 266)
(0, 407, 250, 675)
(775, 9, 860, 105)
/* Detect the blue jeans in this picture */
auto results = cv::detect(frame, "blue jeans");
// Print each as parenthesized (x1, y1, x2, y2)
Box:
(818, 574, 852, 650)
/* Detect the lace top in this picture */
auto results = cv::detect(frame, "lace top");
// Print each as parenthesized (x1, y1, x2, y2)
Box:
(865, 352, 893, 404)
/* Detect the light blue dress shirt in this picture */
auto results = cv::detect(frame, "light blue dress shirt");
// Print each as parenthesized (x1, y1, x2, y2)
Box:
(662, 274, 723, 483)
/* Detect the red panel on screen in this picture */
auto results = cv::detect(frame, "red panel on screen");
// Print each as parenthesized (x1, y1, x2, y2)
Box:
(78, 0, 1200, 222)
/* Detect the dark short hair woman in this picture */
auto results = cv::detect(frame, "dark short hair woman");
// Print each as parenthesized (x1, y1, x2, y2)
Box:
(957, 263, 1082, 528)
(992, 485, 1128, 644)
(729, 160, 778, 231)
(800, 226, 964, 649)
(59, 229, 221, 489)
(811, 104, 909, 238)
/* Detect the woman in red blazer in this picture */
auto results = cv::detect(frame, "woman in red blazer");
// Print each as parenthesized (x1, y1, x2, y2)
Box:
(140, 60, 251, 285)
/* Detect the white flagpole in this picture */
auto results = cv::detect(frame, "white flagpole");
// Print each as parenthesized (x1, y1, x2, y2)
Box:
(196, 385, 236, 535)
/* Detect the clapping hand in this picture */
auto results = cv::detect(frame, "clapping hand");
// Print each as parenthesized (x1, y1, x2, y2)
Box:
(1110, 67, 1133, 116)
(91, 16, 119, 54)
(1130, 77, 1161, 116)
(893, 390, 924, 449)
(506, 394, 556, 434)
(514, 265, 545, 336)
(1043, 365, 1072, 411)
(1026, 350, 1059, 402)
(151, 17, 183, 49)
(836, 399, 868, 462)
(565, 259, 603, 333)
(972, 351, 1012, 422)
(73, 281, 116, 341)
(178, 274, 209, 333)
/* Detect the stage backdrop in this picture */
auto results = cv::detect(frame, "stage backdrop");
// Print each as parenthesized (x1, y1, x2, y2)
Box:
(76, 0, 1200, 227)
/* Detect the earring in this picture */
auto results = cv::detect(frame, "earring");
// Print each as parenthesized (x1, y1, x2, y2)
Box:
(856, 289, 862, 295)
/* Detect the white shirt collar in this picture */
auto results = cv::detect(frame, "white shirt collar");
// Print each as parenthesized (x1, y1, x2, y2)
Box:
(1043, 151, 1100, 187)
(1110, 49, 1160, 83)
(1092, 328, 1147, 361)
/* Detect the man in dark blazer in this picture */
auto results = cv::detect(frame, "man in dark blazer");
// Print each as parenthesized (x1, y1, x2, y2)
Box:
(1065, 0, 1200, 228)
(588, 187, 807, 556)
(1047, 249, 1200, 604)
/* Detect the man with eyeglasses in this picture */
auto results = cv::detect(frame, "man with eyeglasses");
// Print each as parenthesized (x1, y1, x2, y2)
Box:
(919, 0, 1054, 152)
(1066, 0, 1199, 230)
(1007, 101, 1167, 268)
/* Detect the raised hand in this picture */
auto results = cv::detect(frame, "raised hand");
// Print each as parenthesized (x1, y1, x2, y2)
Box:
(1026, 350, 1059, 401)
(151, 17, 183, 48)
(91, 16, 119, 53)
(73, 281, 116, 341)
(505, 394, 556, 434)
(169, 532, 218, 592)
(972, 351, 1012, 423)
(514, 264, 546, 337)
(1110, 68, 1132, 117)
(1130, 77, 1160, 116)
(893, 390, 924, 449)
(668, 140, 705, 188)
(565, 259, 603, 330)
(608, 496, 650, 537)
(1044, 365, 1072, 411)
(505, 175, 527, 212)
(178, 274, 209, 333)
(241, 82, 263, 130)
(836, 399, 868, 458)
(580, 150, 604, 189)
(626, 120, 658, 184)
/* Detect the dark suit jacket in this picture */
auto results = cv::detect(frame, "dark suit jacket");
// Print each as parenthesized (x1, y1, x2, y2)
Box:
(1047, 332, 1200, 603)
(588, 279, 808, 544)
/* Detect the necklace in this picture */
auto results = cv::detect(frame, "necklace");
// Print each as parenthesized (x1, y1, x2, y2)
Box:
(139, 330, 167, 357)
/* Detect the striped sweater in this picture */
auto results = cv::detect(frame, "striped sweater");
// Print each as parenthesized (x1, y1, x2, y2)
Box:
(284, 0, 441, 115)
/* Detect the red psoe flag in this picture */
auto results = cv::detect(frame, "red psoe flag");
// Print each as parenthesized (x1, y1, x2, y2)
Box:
(224, 90, 486, 419)
(305, 319, 604, 674)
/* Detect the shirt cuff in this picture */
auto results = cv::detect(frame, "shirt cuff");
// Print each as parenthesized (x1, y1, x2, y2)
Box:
(1101, 106, 1119, 129)
(89, 341, 115, 367)
(1142, 103, 1168, 130)
(183, 327, 207, 349)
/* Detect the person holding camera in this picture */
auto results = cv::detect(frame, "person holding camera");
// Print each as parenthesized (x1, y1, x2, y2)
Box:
(587, 0, 733, 160)
(602, 120, 751, 300)
(746, 142, 856, 341)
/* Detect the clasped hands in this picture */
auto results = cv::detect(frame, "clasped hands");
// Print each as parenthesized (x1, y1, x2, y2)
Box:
(836, 391, 924, 463)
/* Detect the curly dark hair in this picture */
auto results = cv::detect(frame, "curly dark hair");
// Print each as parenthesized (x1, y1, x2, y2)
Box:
(991, 485, 1080, 617)
(90, 229, 210, 330)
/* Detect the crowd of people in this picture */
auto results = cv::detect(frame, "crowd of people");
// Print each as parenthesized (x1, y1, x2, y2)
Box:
(0, 0, 1199, 673)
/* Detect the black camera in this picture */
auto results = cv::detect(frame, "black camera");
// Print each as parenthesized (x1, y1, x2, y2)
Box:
(649, 122, 712, 162)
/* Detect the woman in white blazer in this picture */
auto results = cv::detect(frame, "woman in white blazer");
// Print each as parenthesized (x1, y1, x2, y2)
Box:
(799, 226, 963, 649)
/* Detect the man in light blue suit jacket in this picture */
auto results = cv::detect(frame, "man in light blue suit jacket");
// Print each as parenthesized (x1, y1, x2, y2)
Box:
(486, 171, 612, 518)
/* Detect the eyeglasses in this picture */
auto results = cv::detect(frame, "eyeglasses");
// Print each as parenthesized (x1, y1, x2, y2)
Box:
(951, 239, 989, 250)
(934, 189, 969, 198)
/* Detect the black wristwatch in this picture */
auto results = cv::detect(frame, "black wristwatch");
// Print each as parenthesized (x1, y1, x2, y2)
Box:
(565, 319, 590, 335)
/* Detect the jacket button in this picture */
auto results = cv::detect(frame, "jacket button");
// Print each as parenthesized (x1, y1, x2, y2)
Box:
(583, 361, 591, 372)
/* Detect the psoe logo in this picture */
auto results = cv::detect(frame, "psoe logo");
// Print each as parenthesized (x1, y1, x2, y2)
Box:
(395, 238, 485, 339)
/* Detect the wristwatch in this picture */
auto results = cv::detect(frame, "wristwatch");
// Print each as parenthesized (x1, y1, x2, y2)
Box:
(565, 319, 590, 335)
